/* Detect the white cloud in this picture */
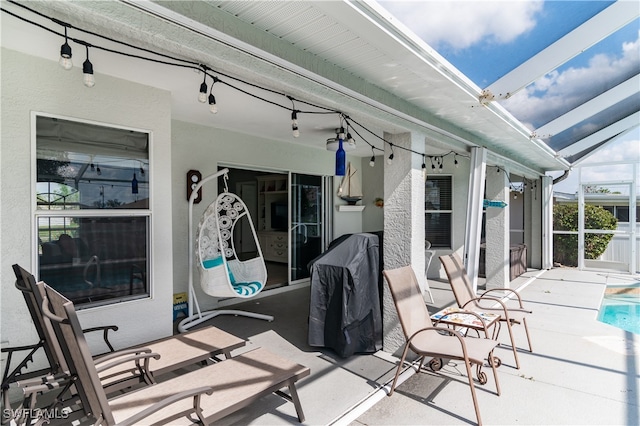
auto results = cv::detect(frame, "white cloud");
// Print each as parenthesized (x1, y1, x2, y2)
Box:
(502, 30, 640, 128)
(379, 0, 543, 49)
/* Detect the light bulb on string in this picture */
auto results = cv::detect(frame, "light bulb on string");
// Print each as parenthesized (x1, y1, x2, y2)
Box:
(431, 157, 436, 171)
(421, 155, 427, 179)
(345, 122, 356, 149)
(198, 69, 208, 103)
(369, 146, 376, 167)
(208, 93, 218, 114)
(438, 156, 444, 173)
(291, 110, 299, 137)
(386, 144, 394, 165)
(454, 154, 459, 168)
(208, 76, 218, 113)
(82, 45, 95, 88)
(59, 26, 73, 70)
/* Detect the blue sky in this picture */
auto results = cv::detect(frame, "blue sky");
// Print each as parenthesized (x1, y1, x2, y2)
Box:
(378, 0, 639, 192)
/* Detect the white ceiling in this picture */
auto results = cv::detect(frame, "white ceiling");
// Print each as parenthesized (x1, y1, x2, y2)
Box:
(1, 0, 574, 175)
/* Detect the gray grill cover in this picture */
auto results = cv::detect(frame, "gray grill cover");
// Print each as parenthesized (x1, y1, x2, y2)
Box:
(308, 233, 382, 357)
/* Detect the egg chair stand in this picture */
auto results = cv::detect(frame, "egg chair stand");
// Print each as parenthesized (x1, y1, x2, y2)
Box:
(178, 168, 273, 333)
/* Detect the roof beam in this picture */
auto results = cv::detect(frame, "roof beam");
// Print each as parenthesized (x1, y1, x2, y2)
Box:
(484, 2, 639, 99)
(535, 75, 640, 138)
(558, 112, 640, 157)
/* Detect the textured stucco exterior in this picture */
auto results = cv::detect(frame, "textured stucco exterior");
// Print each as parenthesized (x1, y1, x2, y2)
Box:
(381, 132, 426, 355)
(1, 48, 174, 355)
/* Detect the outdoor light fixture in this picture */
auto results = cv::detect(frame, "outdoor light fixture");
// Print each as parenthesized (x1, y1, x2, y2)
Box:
(59, 26, 73, 70)
(13, 8, 473, 184)
(208, 76, 218, 113)
(82, 45, 95, 88)
(422, 155, 427, 178)
(208, 93, 218, 114)
(291, 110, 299, 137)
(326, 127, 356, 152)
(345, 123, 356, 149)
(198, 70, 208, 103)
(335, 138, 346, 176)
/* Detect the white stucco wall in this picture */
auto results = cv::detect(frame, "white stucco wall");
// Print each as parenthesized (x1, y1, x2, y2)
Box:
(1, 48, 173, 356)
(170, 119, 345, 311)
(362, 156, 385, 233)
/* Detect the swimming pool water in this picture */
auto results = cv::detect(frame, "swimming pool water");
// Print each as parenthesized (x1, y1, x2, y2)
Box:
(598, 286, 640, 335)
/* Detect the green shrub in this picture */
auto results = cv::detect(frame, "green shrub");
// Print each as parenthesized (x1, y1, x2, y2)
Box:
(553, 204, 617, 266)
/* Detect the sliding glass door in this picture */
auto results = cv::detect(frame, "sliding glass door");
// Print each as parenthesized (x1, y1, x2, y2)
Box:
(290, 173, 327, 283)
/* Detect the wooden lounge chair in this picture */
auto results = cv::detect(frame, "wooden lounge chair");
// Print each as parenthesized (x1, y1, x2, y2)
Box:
(37, 281, 310, 425)
(439, 253, 533, 369)
(383, 265, 500, 426)
(4, 264, 244, 421)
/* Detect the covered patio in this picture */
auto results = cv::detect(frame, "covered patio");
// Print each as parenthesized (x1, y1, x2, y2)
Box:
(1, 1, 638, 424)
(166, 266, 639, 425)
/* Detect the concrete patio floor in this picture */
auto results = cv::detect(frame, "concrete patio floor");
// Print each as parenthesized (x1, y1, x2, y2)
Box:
(206, 266, 639, 425)
(10, 266, 635, 425)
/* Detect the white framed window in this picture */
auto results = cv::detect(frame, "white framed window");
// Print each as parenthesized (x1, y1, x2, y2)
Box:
(35, 115, 150, 308)
(425, 175, 452, 249)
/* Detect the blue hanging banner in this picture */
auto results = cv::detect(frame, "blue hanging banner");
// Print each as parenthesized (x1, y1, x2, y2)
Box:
(483, 199, 507, 208)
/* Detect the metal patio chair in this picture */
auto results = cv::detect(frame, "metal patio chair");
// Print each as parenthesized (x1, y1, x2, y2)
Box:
(383, 265, 501, 426)
(439, 253, 533, 369)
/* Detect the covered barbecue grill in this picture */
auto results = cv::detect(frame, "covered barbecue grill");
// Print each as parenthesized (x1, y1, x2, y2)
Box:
(308, 233, 382, 358)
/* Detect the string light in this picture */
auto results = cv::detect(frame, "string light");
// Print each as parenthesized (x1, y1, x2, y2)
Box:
(454, 154, 459, 168)
(208, 76, 218, 113)
(58, 24, 72, 70)
(208, 93, 217, 114)
(291, 110, 299, 137)
(369, 146, 376, 167)
(198, 67, 208, 103)
(3, 3, 475, 177)
(345, 123, 355, 149)
(421, 155, 427, 179)
(82, 44, 95, 88)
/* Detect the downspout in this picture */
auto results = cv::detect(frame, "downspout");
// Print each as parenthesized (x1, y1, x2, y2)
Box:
(553, 170, 570, 185)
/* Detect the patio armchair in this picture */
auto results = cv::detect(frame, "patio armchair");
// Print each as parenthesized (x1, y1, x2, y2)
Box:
(4, 264, 244, 423)
(36, 281, 309, 425)
(439, 253, 533, 369)
(383, 265, 501, 426)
